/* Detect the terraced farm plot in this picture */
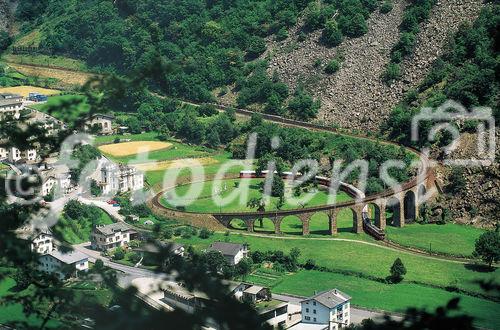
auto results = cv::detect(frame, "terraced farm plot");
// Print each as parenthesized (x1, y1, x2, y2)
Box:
(7, 63, 95, 86)
(98, 141, 172, 157)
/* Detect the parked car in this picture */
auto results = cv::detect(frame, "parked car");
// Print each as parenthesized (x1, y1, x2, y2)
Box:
(107, 200, 117, 204)
(112, 203, 120, 207)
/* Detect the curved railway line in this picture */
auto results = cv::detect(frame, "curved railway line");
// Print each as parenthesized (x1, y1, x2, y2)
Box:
(151, 101, 437, 241)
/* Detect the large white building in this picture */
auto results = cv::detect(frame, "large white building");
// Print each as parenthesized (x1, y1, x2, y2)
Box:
(90, 222, 137, 251)
(38, 250, 89, 280)
(289, 289, 351, 330)
(0, 93, 23, 120)
(99, 160, 144, 195)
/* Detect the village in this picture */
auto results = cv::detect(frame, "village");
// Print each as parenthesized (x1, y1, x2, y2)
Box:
(0, 90, 357, 330)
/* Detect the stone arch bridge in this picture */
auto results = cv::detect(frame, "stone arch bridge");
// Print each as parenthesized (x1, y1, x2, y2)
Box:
(151, 102, 437, 240)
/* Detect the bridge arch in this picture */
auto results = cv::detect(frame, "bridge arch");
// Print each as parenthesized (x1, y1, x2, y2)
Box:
(386, 197, 401, 227)
(309, 211, 331, 235)
(280, 215, 303, 235)
(364, 203, 382, 229)
(404, 190, 416, 223)
(336, 207, 362, 233)
(228, 218, 248, 231)
(253, 217, 274, 234)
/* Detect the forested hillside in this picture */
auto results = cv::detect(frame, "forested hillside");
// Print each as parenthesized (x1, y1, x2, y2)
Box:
(9, 0, 380, 120)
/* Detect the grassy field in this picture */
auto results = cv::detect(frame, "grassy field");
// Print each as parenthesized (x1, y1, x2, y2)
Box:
(175, 233, 499, 298)
(30, 94, 90, 122)
(385, 223, 485, 257)
(55, 209, 114, 244)
(270, 270, 500, 329)
(161, 178, 352, 213)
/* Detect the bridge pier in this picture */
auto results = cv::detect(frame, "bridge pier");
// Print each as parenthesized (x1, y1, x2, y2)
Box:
(378, 201, 386, 231)
(245, 219, 254, 232)
(327, 210, 337, 235)
(298, 213, 312, 236)
(353, 206, 364, 234)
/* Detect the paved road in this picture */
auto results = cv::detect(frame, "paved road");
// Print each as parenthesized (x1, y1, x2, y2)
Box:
(272, 293, 403, 325)
(77, 197, 125, 221)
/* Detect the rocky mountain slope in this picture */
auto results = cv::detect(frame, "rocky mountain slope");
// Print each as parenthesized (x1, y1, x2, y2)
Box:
(0, 0, 16, 33)
(267, 0, 485, 132)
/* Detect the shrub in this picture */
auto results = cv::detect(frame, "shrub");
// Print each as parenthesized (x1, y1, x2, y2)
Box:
(324, 59, 340, 74)
(94, 259, 104, 270)
(389, 257, 407, 283)
(113, 247, 125, 260)
(338, 13, 368, 38)
(304, 259, 316, 270)
(322, 20, 343, 47)
(199, 228, 212, 239)
(128, 252, 141, 264)
(276, 27, 288, 41)
(382, 63, 401, 84)
(473, 230, 500, 267)
(380, 1, 393, 14)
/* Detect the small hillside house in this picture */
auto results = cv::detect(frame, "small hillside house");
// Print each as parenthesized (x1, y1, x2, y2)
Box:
(91, 223, 137, 251)
(207, 242, 249, 265)
(85, 114, 114, 135)
(38, 250, 89, 280)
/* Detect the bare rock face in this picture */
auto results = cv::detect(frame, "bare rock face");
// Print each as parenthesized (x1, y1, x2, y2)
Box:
(0, 0, 17, 33)
(267, 0, 485, 132)
(435, 129, 500, 228)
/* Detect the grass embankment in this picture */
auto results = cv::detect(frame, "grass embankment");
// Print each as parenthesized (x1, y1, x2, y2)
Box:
(55, 209, 114, 244)
(385, 223, 485, 257)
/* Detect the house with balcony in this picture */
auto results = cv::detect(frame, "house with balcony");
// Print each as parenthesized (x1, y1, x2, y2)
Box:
(38, 250, 89, 280)
(90, 222, 137, 251)
(289, 289, 351, 330)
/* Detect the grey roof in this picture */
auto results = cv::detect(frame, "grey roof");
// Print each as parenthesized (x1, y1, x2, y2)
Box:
(208, 242, 246, 257)
(243, 285, 266, 295)
(47, 250, 88, 264)
(303, 289, 350, 308)
(94, 222, 132, 236)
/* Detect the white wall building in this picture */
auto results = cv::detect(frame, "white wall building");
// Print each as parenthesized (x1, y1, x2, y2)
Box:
(207, 242, 249, 265)
(38, 250, 89, 280)
(91, 222, 136, 251)
(31, 231, 55, 254)
(290, 289, 351, 330)
(0, 147, 38, 163)
(0, 93, 23, 120)
(100, 161, 144, 195)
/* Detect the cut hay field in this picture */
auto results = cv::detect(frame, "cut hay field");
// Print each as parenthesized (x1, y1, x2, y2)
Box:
(6, 62, 95, 86)
(98, 141, 172, 157)
(0, 85, 61, 97)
